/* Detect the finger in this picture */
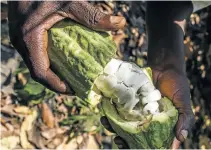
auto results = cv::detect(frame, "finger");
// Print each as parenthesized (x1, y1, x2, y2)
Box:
(114, 136, 129, 149)
(172, 82, 195, 142)
(24, 14, 73, 94)
(100, 116, 115, 133)
(153, 70, 195, 142)
(59, 1, 126, 31)
(175, 113, 194, 142)
(21, 2, 63, 34)
(171, 137, 181, 150)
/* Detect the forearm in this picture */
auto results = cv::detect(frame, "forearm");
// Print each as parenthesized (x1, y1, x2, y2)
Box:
(146, 2, 193, 74)
(147, 22, 186, 73)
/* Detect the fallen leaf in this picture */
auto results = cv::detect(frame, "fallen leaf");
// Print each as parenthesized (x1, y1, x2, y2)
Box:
(78, 134, 89, 149)
(0, 122, 20, 138)
(98, 3, 113, 14)
(0, 117, 7, 125)
(94, 133, 102, 146)
(86, 135, 100, 149)
(55, 95, 66, 104)
(0, 123, 8, 132)
(47, 136, 63, 149)
(56, 135, 85, 150)
(4, 123, 14, 131)
(113, 31, 126, 48)
(41, 102, 55, 128)
(1, 136, 20, 150)
(41, 128, 57, 140)
(1, 131, 14, 139)
(1, 92, 12, 107)
(27, 124, 47, 149)
(1, 104, 26, 118)
(56, 133, 99, 150)
(20, 109, 37, 149)
(17, 73, 27, 86)
(138, 34, 145, 47)
(13, 106, 31, 115)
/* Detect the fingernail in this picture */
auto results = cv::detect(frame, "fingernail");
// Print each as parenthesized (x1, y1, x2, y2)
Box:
(181, 130, 188, 140)
(110, 16, 125, 24)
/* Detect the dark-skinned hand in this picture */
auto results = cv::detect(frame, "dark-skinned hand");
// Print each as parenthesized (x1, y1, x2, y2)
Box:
(8, 1, 194, 149)
(8, 1, 126, 94)
(101, 2, 195, 149)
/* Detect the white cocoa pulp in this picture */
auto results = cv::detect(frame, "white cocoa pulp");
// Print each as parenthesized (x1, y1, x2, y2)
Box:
(94, 59, 162, 120)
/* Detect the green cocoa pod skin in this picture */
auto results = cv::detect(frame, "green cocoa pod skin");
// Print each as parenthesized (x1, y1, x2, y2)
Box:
(102, 96, 178, 149)
(48, 19, 116, 103)
(48, 19, 178, 149)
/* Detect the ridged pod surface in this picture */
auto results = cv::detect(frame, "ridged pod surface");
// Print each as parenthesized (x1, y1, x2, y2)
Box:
(48, 19, 116, 104)
(48, 20, 178, 149)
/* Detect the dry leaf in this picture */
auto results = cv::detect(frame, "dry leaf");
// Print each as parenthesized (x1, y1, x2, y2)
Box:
(41, 127, 67, 140)
(55, 95, 64, 104)
(86, 135, 99, 149)
(113, 31, 126, 59)
(41, 128, 57, 140)
(56, 135, 83, 150)
(41, 102, 55, 128)
(47, 136, 63, 149)
(56, 136, 77, 150)
(1, 123, 8, 132)
(20, 109, 37, 149)
(56, 134, 99, 150)
(94, 133, 102, 146)
(17, 73, 27, 85)
(113, 31, 126, 48)
(1, 136, 19, 150)
(1, 92, 12, 107)
(138, 34, 145, 47)
(1, 117, 7, 125)
(13, 106, 31, 115)
(58, 104, 68, 113)
(27, 125, 47, 149)
(99, 3, 113, 14)
(1, 104, 26, 118)
(4, 123, 14, 131)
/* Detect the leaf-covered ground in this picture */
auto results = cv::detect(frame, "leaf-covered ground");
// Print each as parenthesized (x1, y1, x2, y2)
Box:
(1, 1, 211, 149)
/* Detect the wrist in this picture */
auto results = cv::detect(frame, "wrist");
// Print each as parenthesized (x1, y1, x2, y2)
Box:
(149, 59, 186, 73)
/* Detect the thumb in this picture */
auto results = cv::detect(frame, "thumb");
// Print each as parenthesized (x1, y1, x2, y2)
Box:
(59, 1, 126, 31)
(175, 112, 195, 142)
(171, 82, 195, 142)
(170, 81, 195, 142)
(153, 69, 195, 142)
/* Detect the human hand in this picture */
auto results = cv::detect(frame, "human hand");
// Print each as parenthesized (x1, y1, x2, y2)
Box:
(145, 1, 195, 148)
(152, 68, 195, 149)
(8, 1, 126, 94)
